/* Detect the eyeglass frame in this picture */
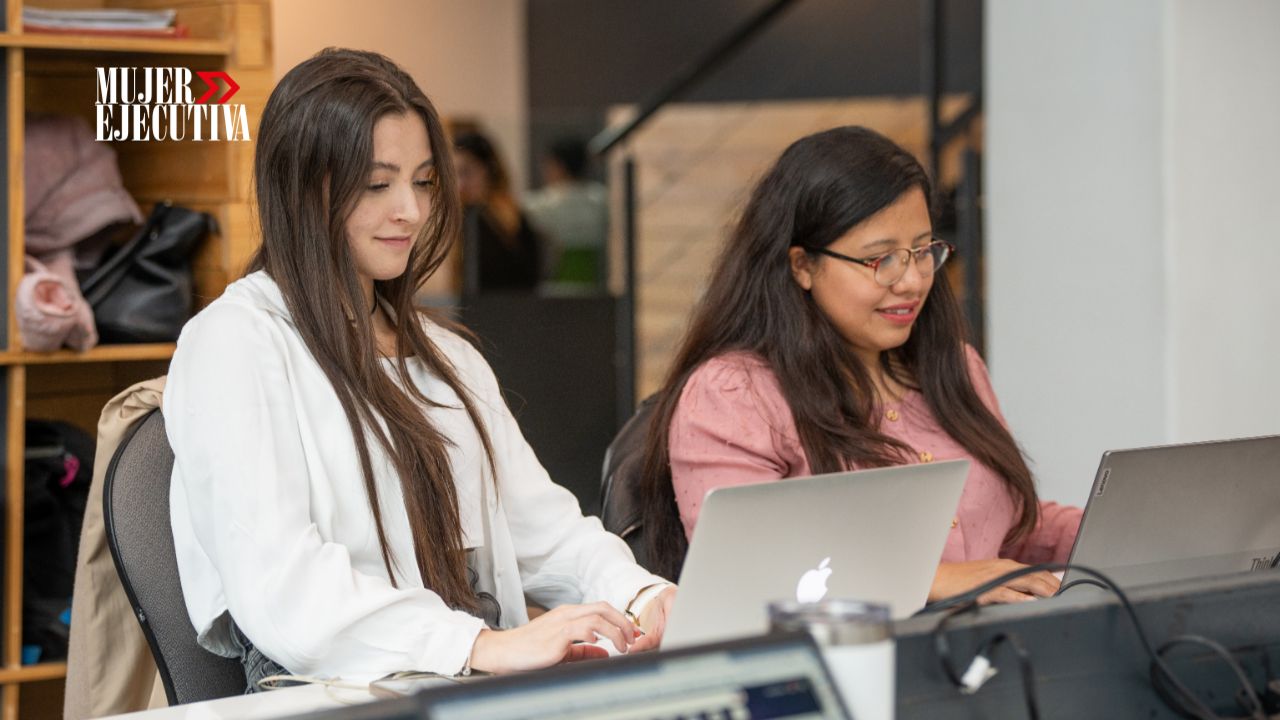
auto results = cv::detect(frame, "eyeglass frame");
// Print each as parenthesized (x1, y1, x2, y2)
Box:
(801, 239, 956, 287)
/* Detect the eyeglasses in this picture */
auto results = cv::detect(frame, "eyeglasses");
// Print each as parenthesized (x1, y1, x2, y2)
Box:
(807, 239, 954, 287)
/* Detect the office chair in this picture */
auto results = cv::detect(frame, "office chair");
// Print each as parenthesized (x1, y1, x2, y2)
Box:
(102, 408, 247, 704)
(600, 395, 659, 572)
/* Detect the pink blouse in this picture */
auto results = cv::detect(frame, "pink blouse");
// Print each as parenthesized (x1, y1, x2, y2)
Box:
(668, 347, 1081, 565)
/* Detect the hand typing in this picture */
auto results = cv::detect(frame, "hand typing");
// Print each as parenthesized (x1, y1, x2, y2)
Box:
(930, 559, 1060, 605)
(467, 602, 638, 674)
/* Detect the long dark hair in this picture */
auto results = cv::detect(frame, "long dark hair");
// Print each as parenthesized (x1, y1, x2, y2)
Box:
(454, 132, 513, 197)
(247, 48, 495, 610)
(640, 126, 1037, 580)
(454, 130, 523, 241)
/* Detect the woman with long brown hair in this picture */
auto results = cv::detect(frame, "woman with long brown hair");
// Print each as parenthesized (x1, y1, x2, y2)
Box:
(640, 126, 1081, 605)
(164, 49, 673, 689)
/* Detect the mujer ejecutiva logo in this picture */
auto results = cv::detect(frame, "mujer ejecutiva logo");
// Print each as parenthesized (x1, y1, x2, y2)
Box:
(95, 66, 250, 142)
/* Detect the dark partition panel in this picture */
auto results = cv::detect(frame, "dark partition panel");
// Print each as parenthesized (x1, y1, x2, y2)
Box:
(895, 571, 1280, 718)
(458, 294, 619, 515)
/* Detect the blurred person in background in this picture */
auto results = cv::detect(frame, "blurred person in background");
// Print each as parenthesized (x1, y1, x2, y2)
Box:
(454, 131, 542, 292)
(525, 137, 608, 288)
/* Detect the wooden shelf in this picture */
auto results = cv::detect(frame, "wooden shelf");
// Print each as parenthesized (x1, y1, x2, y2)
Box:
(0, 2, 269, 714)
(0, 31, 230, 56)
(0, 343, 175, 366)
(0, 663, 65, 684)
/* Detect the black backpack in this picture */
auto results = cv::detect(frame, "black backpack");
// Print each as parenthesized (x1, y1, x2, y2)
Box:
(23, 420, 93, 663)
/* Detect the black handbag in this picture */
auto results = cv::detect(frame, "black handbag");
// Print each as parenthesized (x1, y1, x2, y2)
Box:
(80, 201, 213, 343)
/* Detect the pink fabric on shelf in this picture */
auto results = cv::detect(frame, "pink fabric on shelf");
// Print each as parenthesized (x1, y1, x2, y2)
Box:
(17, 113, 140, 353)
(17, 255, 98, 352)
(668, 347, 1082, 565)
(25, 113, 142, 258)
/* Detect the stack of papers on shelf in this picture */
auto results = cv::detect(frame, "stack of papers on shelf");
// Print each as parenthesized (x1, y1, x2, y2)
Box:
(22, 7, 188, 38)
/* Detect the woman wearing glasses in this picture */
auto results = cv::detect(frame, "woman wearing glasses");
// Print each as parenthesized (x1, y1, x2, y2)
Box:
(639, 126, 1080, 605)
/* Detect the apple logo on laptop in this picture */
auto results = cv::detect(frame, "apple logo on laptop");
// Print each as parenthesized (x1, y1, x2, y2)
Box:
(796, 557, 832, 603)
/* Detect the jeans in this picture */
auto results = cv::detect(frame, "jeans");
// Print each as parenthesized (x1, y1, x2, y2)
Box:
(229, 623, 290, 694)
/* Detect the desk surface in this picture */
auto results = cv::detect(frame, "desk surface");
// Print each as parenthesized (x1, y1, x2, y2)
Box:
(101, 685, 380, 720)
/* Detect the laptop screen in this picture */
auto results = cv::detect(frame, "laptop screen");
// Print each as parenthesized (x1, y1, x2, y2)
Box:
(421, 633, 848, 720)
(1064, 434, 1280, 589)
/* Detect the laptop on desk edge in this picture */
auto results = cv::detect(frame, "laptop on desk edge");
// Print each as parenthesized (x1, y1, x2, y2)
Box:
(1062, 434, 1280, 591)
(662, 460, 969, 649)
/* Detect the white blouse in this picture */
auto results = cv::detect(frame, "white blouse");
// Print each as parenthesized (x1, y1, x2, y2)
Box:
(165, 271, 665, 681)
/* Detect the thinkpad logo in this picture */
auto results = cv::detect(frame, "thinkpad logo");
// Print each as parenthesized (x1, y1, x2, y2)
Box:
(1249, 554, 1277, 572)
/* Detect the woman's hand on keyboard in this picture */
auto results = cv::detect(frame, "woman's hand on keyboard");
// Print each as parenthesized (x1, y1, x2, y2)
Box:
(467, 601, 639, 673)
(929, 559, 1060, 605)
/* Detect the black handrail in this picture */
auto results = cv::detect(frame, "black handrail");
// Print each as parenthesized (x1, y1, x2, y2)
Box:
(589, 0, 805, 423)
(922, 0, 986, 353)
(922, 0, 983, 173)
(936, 92, 982, 150)
(616, 158, 637, 429)
(588, 0, 804, 157)
(922, 0, 944, 176)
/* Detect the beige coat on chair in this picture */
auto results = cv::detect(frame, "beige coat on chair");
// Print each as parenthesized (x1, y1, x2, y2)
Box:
(64, 376, 167, 719)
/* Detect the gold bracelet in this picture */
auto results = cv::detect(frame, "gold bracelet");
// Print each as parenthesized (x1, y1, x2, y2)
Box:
(624, 583, 671, 630)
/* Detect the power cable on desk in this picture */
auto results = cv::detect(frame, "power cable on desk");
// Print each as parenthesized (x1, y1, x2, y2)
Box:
(919, 562, 1267, 720)
(1153, 636, 1265, 719)
(933, 603, 1041, 719)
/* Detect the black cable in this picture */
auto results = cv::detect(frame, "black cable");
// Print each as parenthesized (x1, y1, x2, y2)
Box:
(1154, 635, 1266, 720)
(1056, 577, 1109, 594)
(932, 603, 1041, 719)
(922, 562, 1265, 720)
(932, 602, 979, 687)
(998, 632, 1039, 720)
(971, 632, 1040, 720)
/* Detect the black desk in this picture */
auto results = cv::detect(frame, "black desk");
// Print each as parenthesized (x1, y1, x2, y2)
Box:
(895, 571, 1280, 718)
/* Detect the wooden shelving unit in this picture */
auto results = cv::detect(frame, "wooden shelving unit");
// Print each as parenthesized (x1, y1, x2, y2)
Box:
(0, 662, 64, 684)
(0, 343, 175, 366)
(0, 1, 269, 717)
(0, 30, 231, 54)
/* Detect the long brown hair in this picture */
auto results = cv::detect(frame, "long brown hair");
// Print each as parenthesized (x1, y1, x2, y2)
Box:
(247, 48, 494, 610)
(640, 126, 1038, 580)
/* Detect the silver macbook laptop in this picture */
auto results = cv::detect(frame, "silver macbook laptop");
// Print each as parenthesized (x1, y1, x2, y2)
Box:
(1063, 435, 1280, 590)
(663, 460, 969, 649)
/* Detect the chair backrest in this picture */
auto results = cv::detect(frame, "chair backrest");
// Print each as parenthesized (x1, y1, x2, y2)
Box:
(102, 409, 246, 704)
(600, 395, 659, 572)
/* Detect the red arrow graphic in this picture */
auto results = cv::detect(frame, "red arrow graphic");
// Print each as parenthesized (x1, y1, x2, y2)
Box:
(194, 71, 217, 103)
(195, 71, 241, 104)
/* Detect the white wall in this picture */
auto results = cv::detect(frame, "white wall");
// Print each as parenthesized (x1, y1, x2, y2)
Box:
(1166, 0, 1280, 443)
(986, 0, 1280, 507)
(986, 0, 1168, 506)
(271, 0, 528, 190)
